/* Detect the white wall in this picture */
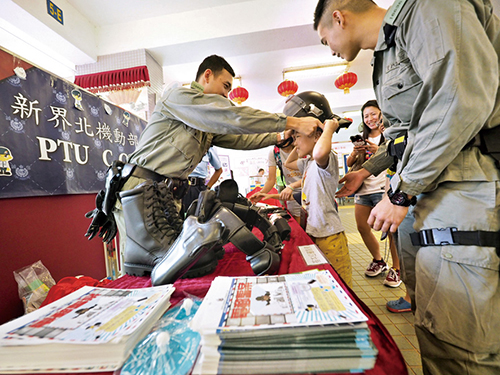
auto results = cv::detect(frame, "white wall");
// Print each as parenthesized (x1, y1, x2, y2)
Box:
(214, 146, 273, 196)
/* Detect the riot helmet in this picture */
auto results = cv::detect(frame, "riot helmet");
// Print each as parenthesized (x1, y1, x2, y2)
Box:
(283, 91, 352, 129)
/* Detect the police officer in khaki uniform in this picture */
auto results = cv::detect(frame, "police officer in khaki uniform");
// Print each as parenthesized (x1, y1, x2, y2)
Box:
(120, 55, 319, 195)
(315, 0, 500, 373)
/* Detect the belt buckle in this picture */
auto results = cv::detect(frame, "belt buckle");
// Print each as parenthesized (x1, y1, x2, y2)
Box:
(431, 227, 457, 245)
(188, 177, 197, 186)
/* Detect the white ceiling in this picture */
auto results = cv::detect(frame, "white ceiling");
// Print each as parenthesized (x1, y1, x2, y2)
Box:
(1, 0, 500, 116)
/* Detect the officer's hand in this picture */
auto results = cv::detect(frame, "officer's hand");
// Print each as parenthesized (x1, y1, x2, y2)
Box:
(367, 195, 407, 233)
(336, 169, 371, 198)
(285, 116, 321, 137)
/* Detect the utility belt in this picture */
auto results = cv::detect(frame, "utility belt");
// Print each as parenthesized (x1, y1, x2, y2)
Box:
(102, 161, 188, 216)
(410, 227, 500, 259)
(464, 126, 500, 168)
(127, 163, 189, 199)
(387, 133, 407, 161)
(188, 176, 206, 186)
(387, 127, 500, 259)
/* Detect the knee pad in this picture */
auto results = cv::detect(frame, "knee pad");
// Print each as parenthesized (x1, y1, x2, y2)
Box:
(214, 179, 241, 204)
(187, 189, 222, 222)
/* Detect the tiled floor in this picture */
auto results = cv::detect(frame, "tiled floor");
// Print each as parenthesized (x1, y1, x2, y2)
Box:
(338, 204, 423, 375)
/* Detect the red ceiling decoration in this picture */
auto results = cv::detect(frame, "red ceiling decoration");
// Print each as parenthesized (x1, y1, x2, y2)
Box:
(334, 71, 358, 94)
(228, 86, 249, 105)
(277, 79, 298, 97)
(74, 66, 151, 94)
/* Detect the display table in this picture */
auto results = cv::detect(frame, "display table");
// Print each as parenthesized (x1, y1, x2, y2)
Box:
(37, 217, 408, 375)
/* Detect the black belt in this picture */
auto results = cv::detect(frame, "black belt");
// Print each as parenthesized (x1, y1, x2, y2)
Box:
(129, 164, 168, 182)
(188, 176, 206, 186)
(410, 227, 500, 249)
(127, 164, 189, 199)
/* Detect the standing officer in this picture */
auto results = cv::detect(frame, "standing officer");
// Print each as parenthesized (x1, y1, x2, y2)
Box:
(314, 0, 500, 373)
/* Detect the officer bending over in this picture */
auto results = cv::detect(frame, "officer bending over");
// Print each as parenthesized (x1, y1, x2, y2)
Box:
(86, 55, 320, 279)
(315, 0, 500, 373)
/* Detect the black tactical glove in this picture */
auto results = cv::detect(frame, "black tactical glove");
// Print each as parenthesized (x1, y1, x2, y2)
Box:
(84, 190, 117, 243)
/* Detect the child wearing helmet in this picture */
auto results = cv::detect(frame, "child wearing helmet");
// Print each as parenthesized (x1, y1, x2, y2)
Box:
(284, 92, 352, 287)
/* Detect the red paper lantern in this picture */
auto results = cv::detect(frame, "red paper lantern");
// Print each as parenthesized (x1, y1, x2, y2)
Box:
(277, 79, 298, 97)
(228, 86, 249, 105)
(335, 71, 358, 94)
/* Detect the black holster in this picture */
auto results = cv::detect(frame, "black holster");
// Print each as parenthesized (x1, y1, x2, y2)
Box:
(387, 133, 407, 161)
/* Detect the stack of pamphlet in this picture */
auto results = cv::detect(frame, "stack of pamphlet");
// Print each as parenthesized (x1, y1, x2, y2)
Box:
(190, 270, 377, 375)
(0, 285, 174, 373)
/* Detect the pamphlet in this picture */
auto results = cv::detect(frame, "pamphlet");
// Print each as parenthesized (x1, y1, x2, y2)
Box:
(0, 285, 174, 373)
(191, 270, 376, 375)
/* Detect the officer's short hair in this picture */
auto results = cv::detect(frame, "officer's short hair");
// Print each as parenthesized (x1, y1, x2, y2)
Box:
(196, 55, 235, 81)
(314, 0, 376, 30)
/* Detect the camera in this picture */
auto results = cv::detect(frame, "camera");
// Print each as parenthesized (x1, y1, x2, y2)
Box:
(350, 134, 365, 145)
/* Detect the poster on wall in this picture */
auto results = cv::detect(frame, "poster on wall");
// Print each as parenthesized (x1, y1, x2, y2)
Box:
(0, 48, 147, 199)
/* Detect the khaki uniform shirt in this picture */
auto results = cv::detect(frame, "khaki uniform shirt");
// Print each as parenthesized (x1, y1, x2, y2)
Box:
(127, 81, 286, 180)
(364, 0, 500, 196)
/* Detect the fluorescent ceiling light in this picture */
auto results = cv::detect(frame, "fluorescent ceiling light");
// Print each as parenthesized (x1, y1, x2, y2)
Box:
(283, 62, 349, 80)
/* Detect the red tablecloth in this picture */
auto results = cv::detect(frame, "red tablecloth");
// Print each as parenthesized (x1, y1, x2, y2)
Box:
(38, 218, 408, 375)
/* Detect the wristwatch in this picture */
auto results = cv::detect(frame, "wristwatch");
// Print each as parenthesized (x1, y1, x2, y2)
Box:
(387, 187, 417, 207)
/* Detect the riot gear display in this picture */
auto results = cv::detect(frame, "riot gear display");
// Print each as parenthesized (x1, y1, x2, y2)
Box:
(86, 175, 290, 285)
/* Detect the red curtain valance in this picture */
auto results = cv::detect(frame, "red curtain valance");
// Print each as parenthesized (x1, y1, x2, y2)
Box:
(74, 65, 151, 93)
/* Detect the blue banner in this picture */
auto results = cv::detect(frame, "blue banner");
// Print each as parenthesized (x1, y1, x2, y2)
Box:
(0, 48, 146, 198)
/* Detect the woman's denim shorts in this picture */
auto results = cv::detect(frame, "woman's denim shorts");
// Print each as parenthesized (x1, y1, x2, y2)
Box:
(354, 192, 384, 207)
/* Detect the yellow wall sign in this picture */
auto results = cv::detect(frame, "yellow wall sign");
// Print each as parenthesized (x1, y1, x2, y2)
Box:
(47, 0, 64, 25)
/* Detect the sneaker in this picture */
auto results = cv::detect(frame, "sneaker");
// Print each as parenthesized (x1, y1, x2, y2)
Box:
(386, 297, 412, 313)
(365, 259, 388, 277)
(383, 267, 402, 287)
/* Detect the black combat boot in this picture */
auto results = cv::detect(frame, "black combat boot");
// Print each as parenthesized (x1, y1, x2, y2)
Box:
(120, 180, 182, 276)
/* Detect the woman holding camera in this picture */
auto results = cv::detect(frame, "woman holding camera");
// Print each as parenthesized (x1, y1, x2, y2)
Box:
(346, 100, 400, 287)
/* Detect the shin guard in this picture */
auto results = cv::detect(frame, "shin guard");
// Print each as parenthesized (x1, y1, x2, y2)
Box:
(151, 216, 223, 286)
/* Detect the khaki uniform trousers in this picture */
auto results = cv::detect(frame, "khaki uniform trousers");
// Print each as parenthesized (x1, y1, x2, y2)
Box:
(398, 180, 500, 374)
